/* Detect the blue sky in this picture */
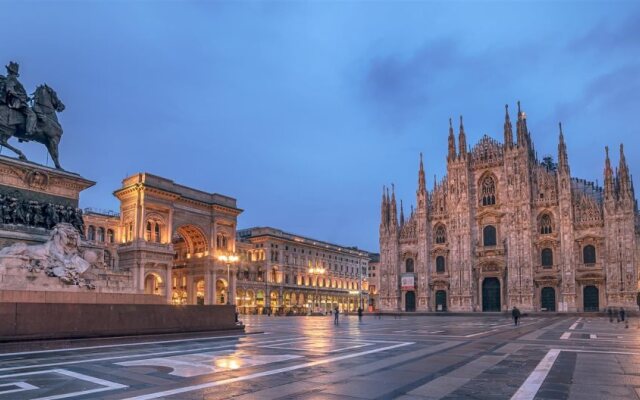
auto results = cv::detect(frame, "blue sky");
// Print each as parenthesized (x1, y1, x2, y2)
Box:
(2, 1, 639, 252)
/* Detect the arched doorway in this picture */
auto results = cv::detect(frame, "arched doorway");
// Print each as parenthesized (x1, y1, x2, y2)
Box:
(482, 278, 501, 312)
(405, 291, 416, 312)
(144, 273, 162, 295)
(195, 279, 205, 305)
(215, 279, 228, 304)
(435, 290, 447, 311)
(541, 287, 555, 311)
(583, 285, 599, 312)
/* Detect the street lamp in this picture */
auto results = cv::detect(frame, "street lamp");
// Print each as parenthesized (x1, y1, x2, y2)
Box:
(308, 267, 326, 313)
(218, 253, 239, 305)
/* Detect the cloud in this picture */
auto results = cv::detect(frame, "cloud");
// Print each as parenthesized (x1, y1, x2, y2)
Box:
(567, 13, 640, 55)
(360, 39, 460, 129)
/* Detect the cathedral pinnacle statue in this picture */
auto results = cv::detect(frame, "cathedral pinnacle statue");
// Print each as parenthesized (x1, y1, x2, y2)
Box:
(0, 61, 65, 169)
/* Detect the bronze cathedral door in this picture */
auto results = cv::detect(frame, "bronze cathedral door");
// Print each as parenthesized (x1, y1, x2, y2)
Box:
(482, 278, 501, 312)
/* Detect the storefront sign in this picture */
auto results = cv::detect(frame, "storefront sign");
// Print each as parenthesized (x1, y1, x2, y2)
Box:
(401, 274, 415, 290)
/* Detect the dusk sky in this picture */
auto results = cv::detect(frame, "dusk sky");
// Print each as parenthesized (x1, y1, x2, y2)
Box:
(2, 1, 639, 252)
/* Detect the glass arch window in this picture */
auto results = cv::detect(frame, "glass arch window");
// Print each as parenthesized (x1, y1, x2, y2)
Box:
(435, 225, 446, 244)
(480, 176, 496, 206)
(436, 256, 445, 273)
(483, 225, 497, 246)
(540, 214, 553, 234)
(583, 245, 596, 264)
(406, 258, 414, 273)
(87, 226, 95, 241)
(541, 248, 553, 267)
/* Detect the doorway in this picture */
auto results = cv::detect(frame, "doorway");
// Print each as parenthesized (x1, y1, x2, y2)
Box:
(482, 278, 501, 312)
(405, 291, 416, 312)
(583, 285, 599, 312)
(541, 287, 555, 311)
(435, 290, 447, 311)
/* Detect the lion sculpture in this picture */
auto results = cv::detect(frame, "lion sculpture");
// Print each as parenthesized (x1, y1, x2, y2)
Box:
(0, 222, 97, 287)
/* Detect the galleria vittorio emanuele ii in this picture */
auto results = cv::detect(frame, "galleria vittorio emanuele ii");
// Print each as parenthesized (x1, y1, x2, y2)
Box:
(378, 103, 638, 313)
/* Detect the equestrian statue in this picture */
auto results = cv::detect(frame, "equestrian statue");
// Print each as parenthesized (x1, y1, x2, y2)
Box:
(0, 61, 65, 169)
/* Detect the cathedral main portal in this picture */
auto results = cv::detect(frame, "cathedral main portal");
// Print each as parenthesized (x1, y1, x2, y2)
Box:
(482, 278, 501, 312)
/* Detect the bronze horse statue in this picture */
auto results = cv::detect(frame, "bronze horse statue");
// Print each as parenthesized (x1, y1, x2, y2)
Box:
(0, 83, 65, 169)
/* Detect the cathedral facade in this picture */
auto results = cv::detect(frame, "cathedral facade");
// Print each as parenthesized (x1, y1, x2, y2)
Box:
(379, 103, 639, 313)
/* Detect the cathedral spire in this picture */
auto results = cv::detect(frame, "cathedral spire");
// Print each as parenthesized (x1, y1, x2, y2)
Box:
(504, 104, 513, 148)
(390, 183, 398, 228)
(418, 152, 426, 193)
(516, 100, 526, 146)
(458, 115, 467, 157)
(380, 185, 388, 228)
(399, 199, 405, 227)
(604, 146, 615, 201)
(619, 143, 632, 198)
(448, 118, 457, 161)
(557, 122, 569, 174)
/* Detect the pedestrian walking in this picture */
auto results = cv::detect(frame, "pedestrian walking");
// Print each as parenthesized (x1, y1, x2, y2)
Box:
(616, 307, 620, 323)
(620, 307, 626, 325)
(512, 306, 521, 326)
(357, 307, 363, 322)
(607, 307, 613, 323)
(334, 306, 339, 325)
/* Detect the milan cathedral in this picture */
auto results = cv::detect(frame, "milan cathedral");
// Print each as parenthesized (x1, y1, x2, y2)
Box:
(379, 103, 639, 312)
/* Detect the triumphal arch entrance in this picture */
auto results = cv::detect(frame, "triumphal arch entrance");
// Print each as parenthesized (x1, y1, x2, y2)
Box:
(114, 173, 242, 305)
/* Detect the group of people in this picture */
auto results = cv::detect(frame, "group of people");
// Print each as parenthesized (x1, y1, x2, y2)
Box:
(607, 307, 628, 326)
(331, 306, 364, 325)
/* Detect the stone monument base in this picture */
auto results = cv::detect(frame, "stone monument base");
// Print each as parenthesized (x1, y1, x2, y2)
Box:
(0, 303, 242, 341)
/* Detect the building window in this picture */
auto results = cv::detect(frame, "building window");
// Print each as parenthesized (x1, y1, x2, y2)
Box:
(541, 248, 553, 267)
(87, 225, 95, 241)
(406, 258, 414, 273)
(107, 229, 114, 243)
(480, 176, 496, 206)
(216, 234, 228, 251)
(127, 222, 133, 242)
(540, 214, 553, 234)
(104, 250, 112, 267)
(583, 245, 596, 264)
(97, 227, 105, 242)
(154, 223, 161, 243)
(436, 256, 445, 273)
(146, 222, 152, 241)
(435, 225, 446, 244)
(483, 225, 497, 246)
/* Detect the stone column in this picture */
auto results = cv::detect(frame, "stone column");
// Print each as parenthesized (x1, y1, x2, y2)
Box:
(212, 270, 218, 304)
(165, 265, 172, 304)
(231, 271, 237, 305)
(204, 266, 212, 305)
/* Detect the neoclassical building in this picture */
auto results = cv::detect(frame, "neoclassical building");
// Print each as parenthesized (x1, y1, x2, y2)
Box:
(82, 174, 371, 311)
(234, 227, 370, 314)
(379, 103, 639, 313)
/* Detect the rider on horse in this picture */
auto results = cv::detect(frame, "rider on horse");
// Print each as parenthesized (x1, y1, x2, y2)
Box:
(1, 62, 36, 136)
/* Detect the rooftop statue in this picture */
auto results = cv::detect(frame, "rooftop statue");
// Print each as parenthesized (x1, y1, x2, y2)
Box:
(0, 61, 65, 169)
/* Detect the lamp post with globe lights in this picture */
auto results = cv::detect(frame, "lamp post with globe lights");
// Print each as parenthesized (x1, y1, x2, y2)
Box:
(217, 253, 239, 305)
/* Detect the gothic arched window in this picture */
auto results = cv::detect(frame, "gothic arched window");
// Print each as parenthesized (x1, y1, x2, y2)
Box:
(541, 248, 553, 267)
(107, 229, 115, 243)
(87, 225, 95, 241)
(583, 245, 596, 264)
(435, 225, 446, 244)
(540, 214, 553, 235)
(483, 225, 497, 246)
(436, 256, 445, 273)
(406, 258, 414, 273)
(480, 176, 496, 206)
(97, 227, 105, 242)
(146, 222, 152, 241)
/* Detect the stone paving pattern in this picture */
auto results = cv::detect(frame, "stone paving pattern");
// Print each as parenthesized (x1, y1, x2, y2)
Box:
(1, 314, 640, 399)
